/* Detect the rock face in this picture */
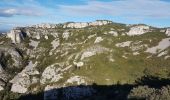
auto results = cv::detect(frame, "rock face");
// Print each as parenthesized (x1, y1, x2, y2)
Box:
(63, 20, 112, 28)
(0, 64, 8, 82)
(0, 46, 24, 92)
(10, 61, 39, 93)
(0, 47, 22, 68)
(30, 20, 112, 29)
(146, 38, 170, 54)
(40, 64, 63, 84)
(7, 28, 24, 43)
(29, 40, 39, 49)
(127, 25, 150, 36)
(0, 64, 6, 91)
(165, 28, 170, 36)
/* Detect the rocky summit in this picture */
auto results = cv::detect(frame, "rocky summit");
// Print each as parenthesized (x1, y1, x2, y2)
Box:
(0, 20, 170, 100)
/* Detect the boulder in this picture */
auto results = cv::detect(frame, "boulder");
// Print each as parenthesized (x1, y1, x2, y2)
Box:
(10, 73, 31, 93)
(73, 62, 84, 68)
(45, 35, 48, 39)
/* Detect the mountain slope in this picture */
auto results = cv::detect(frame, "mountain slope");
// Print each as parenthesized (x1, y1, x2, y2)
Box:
(0, 20, 170, 100)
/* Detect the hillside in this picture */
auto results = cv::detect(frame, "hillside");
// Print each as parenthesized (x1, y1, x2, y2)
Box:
(0, 20, 170, 100)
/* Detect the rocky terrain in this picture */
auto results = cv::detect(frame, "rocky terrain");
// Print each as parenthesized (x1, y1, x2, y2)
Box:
(0, 20, 170, 100)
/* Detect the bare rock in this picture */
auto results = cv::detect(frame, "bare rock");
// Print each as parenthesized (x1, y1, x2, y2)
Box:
(94, 37, 103, 43)
(10, 61, 39, 93)
(7, 28, 24, 43)
(166, 28, 170, 36)
(80, 45, 109, 60)
(66, 76, 86, 85)
(127, 25, 150, 36)
(40, 64, 63, 84)
(63, 20, 112, 28)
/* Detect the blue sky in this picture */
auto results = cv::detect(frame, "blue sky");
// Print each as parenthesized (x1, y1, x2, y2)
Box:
(0, 0, 170, 31)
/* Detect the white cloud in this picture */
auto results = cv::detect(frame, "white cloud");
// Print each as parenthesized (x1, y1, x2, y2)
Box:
(58, 0, 170, 19)
(0, 7, 43, 17)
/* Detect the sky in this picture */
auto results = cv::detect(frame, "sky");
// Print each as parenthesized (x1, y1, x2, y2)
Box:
(0, 0, 170, 31)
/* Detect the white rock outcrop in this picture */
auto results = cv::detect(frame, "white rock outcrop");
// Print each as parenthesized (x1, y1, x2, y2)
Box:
(115, 41, 132, 47)
(45, 35, 48, 39)
(10, 61, 39, 93)
(31, 23, 57, 28)
(0, 86, 4, 91)
(66, 76, 86, 85)
(146, 38, 170, 54)
(94, 37, 103, 43)
(10, 74, 31, 93)
(0, 47, 22, 68)
(29, 40, 39, 49)
(127, 25, 150, 36)
(63, 31, 70, 40)
(40, 64, 63, 84)
(165, 28, 170, 36)
(7, 29, 24, 43)
(0, 64, 8, 82)
(63, 22, 88, 28)
(108, 31, 118, 36)
(51, 39, 60, 50)
(63, 20, 112, 28)
(80, 45, 109, 60)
